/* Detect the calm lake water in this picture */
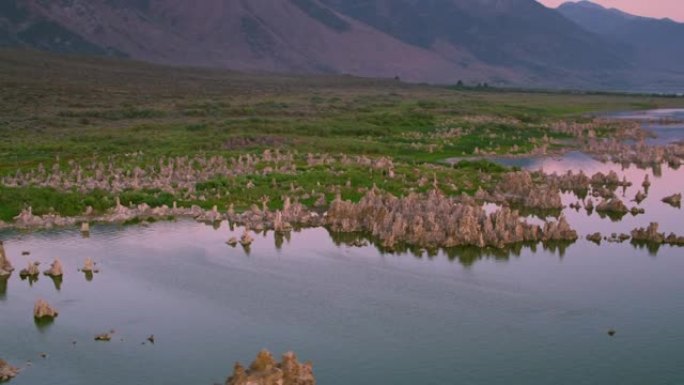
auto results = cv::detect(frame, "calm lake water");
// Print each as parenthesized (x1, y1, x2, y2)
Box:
(1, 110, 684, 385)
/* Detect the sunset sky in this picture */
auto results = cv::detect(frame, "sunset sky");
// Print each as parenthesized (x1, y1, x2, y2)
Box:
(537, 0, 684, 22)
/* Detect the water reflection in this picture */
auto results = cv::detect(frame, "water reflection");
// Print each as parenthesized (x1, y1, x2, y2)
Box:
(34, 317, 56, 332)
(454, 109, 684, 259)
(20, 274, 40, 286)
(327, 230, 575, 266)
(0, 275, 8, 300)
(48, 275, 63, 291)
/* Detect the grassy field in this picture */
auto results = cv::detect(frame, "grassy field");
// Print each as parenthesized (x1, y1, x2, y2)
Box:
(1, 49, 683, 222)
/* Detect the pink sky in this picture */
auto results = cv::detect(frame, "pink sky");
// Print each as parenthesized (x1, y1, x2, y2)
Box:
(537, 0, 684, 22)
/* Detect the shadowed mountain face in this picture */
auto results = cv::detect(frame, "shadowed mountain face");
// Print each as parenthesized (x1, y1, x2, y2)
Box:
(0, 0, 119, 55)
(320, 0, 626, 71)
(0, 0, 682, 89)
(558, 1, 684, 72)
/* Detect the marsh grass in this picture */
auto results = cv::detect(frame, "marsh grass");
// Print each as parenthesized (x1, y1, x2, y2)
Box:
(1, 49, 683, 220)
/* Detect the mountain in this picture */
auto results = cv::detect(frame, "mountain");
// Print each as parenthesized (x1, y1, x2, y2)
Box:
(558, 1, 684, 72)
(0, 0, 119, 55)
(321, 0, 626, 72)
(556, 1, 638, 35)
(0, 0, 682, 90)
(0, 0, 525, 83)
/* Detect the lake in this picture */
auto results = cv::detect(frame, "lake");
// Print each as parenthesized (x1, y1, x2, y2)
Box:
(1, 110, 684, 385)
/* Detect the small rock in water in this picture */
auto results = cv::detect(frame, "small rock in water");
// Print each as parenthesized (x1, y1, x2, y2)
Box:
(43, 258, 64, 277)
(0, 359, 20, 382)
(586, 232, 602, 245)
(631, 222, 666, 244)
(634, 190, 646, 203)
(630, 207, 645, 216)
(94, 331, 113, 342)
(607, 329, 616, 337)
(21, 251, 30, 256)
(240, 230, 254, 247)
(147, 335, 155, 344)
(81, 258, 98, 273)
(662, 193, 682, 208)
(34, 299, 58, 320)
(642, 175, 651, 189)
(226, 237, 238, 247)
(19, 261, 40, 278)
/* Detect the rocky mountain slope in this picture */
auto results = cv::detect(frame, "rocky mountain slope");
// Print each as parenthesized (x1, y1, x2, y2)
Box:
(1, 0, 683, 89)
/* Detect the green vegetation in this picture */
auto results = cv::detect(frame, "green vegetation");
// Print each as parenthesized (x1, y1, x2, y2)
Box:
(1, 49, 683, 222)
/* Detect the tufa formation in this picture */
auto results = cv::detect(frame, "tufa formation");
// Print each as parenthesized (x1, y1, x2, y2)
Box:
(226, 349, 315, 385)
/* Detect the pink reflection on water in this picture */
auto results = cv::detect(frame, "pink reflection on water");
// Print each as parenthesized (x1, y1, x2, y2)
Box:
(523, 153, 683, 235)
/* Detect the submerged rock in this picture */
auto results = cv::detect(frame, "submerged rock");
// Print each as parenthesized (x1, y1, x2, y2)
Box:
(34, 299, 58, 320)
(662, 193, 682, 208)
(225, 349, 315, 385)
(43, 259, 64, 277)
(0, 359, 19, 382)
(94, 331, 113, 342)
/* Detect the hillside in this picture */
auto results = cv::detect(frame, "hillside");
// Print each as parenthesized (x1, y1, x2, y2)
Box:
(0, 0, 683, 89)
(0, 0, 513, 83)
(558, 1, 684, 72)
